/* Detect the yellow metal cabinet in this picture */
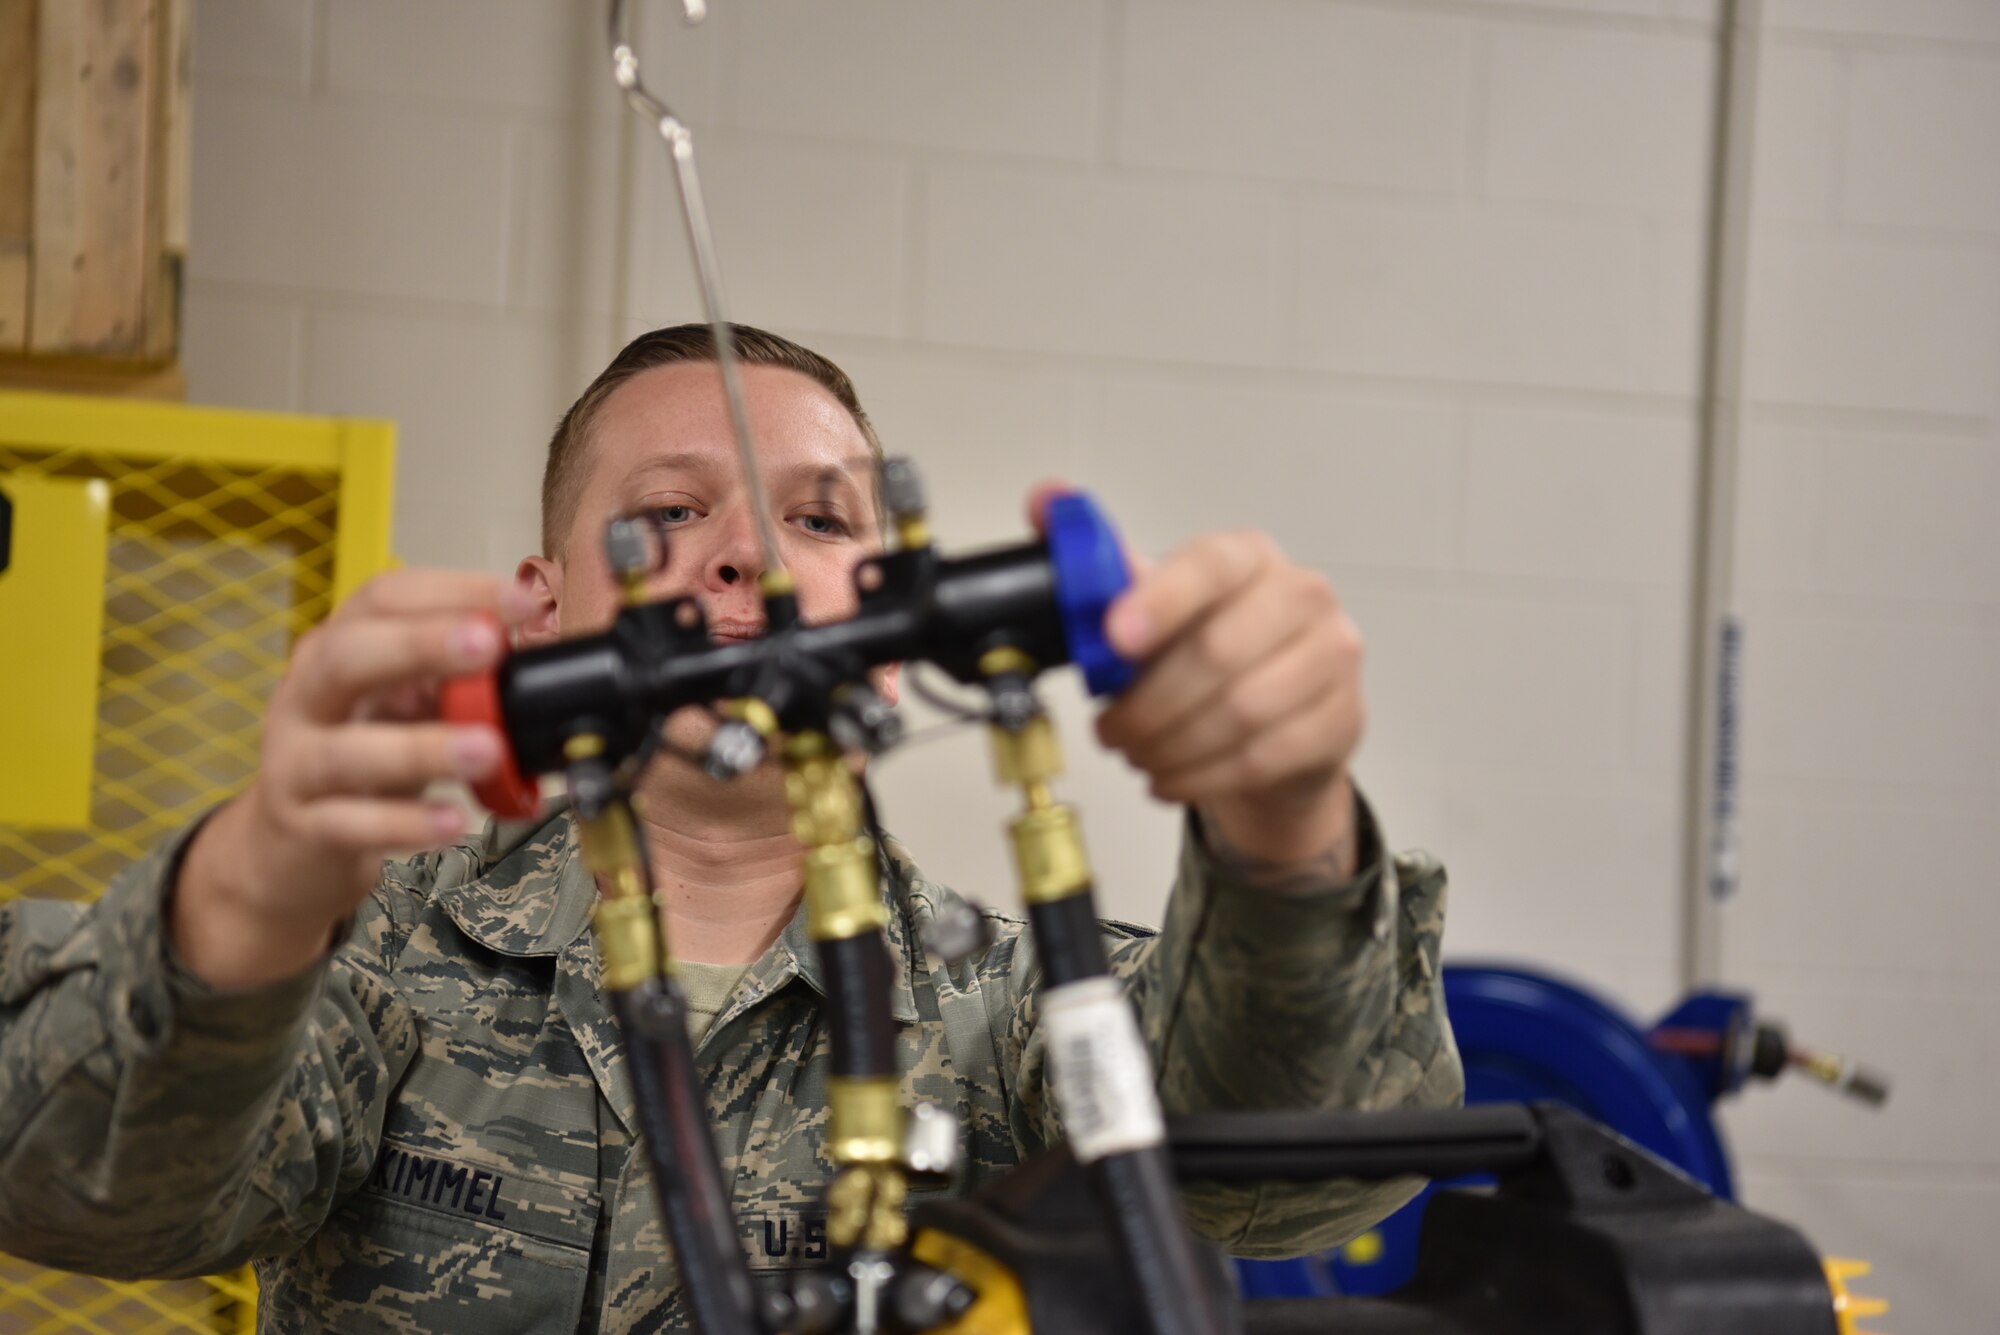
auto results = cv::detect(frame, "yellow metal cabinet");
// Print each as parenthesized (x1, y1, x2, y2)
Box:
(0, 473, 111, 827)
(0, 387, 395, 1333)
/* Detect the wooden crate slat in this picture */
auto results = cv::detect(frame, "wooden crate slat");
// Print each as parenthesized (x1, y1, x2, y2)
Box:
(29, 0, 158, 358)
(0, 0, 34, 353)
(144, 0, 187, 359)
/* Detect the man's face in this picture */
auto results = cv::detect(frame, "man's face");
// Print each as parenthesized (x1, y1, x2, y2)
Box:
(547, 361, 883, 639)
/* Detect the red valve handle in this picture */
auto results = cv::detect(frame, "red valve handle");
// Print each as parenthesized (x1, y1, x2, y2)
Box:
(438, 617, 541, 820)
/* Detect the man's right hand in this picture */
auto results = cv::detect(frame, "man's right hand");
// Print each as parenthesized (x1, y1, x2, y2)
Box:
(171, 571, 530, 991)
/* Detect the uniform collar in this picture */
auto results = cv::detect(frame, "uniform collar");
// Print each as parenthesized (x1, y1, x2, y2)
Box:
(437, 801, 922, 1024)
(433, 806, 596, 958)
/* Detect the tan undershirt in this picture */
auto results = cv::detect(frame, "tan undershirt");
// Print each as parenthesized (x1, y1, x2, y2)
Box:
(675, 959, 753, 1042)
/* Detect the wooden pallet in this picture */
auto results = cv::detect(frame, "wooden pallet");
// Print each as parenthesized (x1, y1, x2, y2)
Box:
(0, 0, 188, 384)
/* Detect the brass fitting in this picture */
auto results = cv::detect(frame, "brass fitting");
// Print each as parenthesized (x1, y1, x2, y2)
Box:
(720, 696, 779, 739)
(976, 646, 1037, 680)
(987, 713, 1062, 788)
(1008, 802, 1090, 904)
(782, 731, 886, 941)
(784, 733, 863, 846)
(826, 1162, 909, 1252)
(879, 456, 932, 556)
(575, 784, 641, 873)
(805, 839, 889, 941)
(827, 1073, 910, 1251)
(984, 714, 1092, 904)
(592, 893, 665, 990)
(568, 742, 669, 989)
(758, 568, 796, 599)
(827, 1075, 904, 1167)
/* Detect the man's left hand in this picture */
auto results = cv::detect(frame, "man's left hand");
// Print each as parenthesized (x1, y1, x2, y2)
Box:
(1092, 527, 1365, 889)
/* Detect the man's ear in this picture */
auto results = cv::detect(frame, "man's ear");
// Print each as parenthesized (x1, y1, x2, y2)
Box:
(875, 661, 900, 708)
(513, 556, 564, 649)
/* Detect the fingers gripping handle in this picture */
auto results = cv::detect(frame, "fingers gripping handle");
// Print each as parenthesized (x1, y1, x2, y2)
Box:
(438, 617, 542, 820)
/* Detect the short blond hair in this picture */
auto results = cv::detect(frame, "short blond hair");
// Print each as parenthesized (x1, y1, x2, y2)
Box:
(541, 323, 885, 560)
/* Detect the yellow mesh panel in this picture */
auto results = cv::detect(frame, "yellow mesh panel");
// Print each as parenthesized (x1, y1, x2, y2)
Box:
(0, 393, 395, 1335)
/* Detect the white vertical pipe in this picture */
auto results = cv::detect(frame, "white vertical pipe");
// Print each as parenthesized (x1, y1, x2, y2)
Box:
(1682, 0, 1763, 989)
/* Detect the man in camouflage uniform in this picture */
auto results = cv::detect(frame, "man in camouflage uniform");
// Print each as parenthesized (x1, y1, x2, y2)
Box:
(0, 325, 1461, 1332)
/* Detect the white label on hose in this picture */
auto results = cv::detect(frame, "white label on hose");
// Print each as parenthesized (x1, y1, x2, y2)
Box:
(1042, 976, 1167, 1162)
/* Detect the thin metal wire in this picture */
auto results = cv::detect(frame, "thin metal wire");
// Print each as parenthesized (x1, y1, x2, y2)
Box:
(905, 661, 993, 724)
(608, 0, 788, 588)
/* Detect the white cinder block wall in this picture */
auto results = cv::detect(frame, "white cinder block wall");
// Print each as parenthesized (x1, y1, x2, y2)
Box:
(181, 0, 1997, 1326)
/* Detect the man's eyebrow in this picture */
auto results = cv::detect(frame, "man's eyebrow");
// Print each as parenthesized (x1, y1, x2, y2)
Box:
(771, 456, 875, 496)
(621, 452, 728, 487)
(623, 451, 876, 498)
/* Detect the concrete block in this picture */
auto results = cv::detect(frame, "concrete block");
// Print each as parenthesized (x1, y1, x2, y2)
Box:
(626, 137, 908, 340)
(1745, 229, 2000, 417)
(1733, 420, 1824, 595)
(324, 0, 579, 113)
(922, 166, 1285, 367)
(1818, 427, 2000, 604)
(1666, 0, 1725, 21)
(815, 345, 1088, 548)
(512, 120, 632, 322)
(484, 499, 546, 581)
(189, 87, 512, 306)
(1295, 199, 1658, 391)
(1766, 0, 2000, 44)
(1469, 0, 1666, 17)
(1336, 586, 1458, 784)
(1435, 768, 1683, 974)
(1632, 586, 1693, 774)
(303, 308, 575, 570)
(180, 283, 302, 412)
(1737, 598, 1997, 789)
(1461, 405, 1698, 585)
(1845, 51, 2000, 235)
(1726, 787, 1998, 981)
(1440, 593, 1640, 772)
(733, 0, 1102, 162)
(1646, 223, 1709, 397)
(1753, 42, 1842, 223)
(1118, 0, 1469, 192)
(1292, 198, 1461, 381)
(1484, 27, 1714, 213)
(1462, 213, 1659, 389)
(191, 0, 312, 87)
(1346, 754, 1451, 867)
(1084, 377, 1455, 574)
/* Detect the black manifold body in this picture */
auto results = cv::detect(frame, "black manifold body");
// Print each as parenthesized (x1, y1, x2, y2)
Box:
(499, 537, 1067, 773)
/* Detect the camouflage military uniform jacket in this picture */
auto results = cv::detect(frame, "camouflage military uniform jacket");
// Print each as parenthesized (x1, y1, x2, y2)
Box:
(0, 797, 1461, 1333)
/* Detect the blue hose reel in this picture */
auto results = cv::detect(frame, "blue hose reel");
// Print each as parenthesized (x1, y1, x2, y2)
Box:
(1236, 964, 1760, 1299)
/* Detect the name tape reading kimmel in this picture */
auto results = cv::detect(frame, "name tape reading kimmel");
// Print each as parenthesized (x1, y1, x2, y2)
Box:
(1043, 977, 1166, 1162)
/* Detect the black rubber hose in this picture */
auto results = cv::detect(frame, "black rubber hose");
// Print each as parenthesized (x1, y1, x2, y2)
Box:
(1028, 892, 1231, 1335)
(614, 981, 764, 1335)
(817, 931, 900, 1079)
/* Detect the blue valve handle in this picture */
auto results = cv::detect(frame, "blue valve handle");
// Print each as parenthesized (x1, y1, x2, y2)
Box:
(1045, 492, 1137, 697)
